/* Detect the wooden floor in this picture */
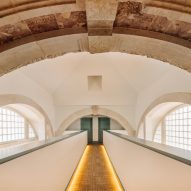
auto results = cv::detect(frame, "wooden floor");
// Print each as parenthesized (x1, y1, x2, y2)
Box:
(66, 144, 124, 191)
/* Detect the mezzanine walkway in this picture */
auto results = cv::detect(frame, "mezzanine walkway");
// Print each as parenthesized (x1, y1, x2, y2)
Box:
(66, 144, 124, 191)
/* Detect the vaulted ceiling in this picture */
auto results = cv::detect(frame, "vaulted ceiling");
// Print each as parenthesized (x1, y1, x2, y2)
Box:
(20, 52, 171, 94)
(0, 0, 191, 76)
(15, 52, 184, 106)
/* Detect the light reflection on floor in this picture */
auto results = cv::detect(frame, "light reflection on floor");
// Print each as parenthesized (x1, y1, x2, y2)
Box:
(66, 145, 124, 191)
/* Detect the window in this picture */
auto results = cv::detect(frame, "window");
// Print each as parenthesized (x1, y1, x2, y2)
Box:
(153, 105, 191, 151)
(165, 105, 191, 150)
(0, 107, 36, 143)
(154, 124, 161, 143)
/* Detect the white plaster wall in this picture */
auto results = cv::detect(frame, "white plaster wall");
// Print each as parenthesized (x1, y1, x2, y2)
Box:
(0, 70, 55, 129)
(109, 130, 128, 135)
(135, 67, 191, 129)
(63, 130, 81, 135)
(54, 106, 89, 130)
(52, 53, 138, 107)
(137, 124, 144, 139)
(67, 119, 81, 130)
(34, 120, 45, 140)
(55, 105, 135, 131)
(93, 117, 98, 141)
(110, 119, 124, 130)
(144, 116, 154, 141)
(50, 52, 138, 130)
(103, 105, 135, 129)
(0, 132, 87, 191)
(104, 131, 191, 191)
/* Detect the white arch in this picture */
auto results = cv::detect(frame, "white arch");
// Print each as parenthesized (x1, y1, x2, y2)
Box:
(56, 107, 135, 136)
(0, 94, 54, 137)
(137, 92, 191, 137)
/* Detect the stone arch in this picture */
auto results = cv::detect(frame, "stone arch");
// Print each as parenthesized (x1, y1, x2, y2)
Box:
(56, 106, 135, 136)
(0, 0, 191, 75)
(0, 94, 54, 137)
(1, 33, 191, 77)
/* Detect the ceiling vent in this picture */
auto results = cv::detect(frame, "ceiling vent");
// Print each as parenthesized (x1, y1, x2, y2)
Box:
(88, 75, 102, 91)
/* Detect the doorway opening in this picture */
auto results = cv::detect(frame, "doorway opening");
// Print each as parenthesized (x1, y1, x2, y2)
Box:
(81, 117, 93, 144)
(81, 117, 110, 144)
(66, 116, 125, 144)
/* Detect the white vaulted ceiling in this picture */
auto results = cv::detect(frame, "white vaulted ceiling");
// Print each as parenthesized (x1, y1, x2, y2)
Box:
(1, 51, 191, 130)
(17, 52, 173, 106)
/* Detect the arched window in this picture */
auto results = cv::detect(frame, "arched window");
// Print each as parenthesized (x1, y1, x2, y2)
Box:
(165, 105, 191, 150)
(153, 105, 191, 150)
(0, 107, 36, 143)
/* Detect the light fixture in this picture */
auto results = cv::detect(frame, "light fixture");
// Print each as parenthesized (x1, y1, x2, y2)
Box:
(66, 145, 124, 191)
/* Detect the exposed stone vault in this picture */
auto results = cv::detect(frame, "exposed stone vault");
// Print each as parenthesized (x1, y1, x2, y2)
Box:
(0, 0, 191, 75)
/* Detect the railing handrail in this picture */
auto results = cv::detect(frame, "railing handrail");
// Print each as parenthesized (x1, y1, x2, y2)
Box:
(105, 130, 191, 166)
(0, 131, 86, 164)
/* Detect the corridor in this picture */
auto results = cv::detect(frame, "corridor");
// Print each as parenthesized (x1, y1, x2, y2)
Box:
(66, 144, 124, 191)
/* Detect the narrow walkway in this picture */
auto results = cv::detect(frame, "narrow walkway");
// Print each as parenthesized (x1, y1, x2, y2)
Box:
(66, 144, 124, 191)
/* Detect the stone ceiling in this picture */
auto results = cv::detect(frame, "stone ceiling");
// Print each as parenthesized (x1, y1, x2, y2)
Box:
(0, 0, 191, 75)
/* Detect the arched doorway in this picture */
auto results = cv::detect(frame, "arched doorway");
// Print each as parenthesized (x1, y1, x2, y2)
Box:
(56, 107, 135, 141)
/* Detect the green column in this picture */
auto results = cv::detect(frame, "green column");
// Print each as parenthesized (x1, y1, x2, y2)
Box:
(81, 117, 93, 144)
(98, 117, 110, 143)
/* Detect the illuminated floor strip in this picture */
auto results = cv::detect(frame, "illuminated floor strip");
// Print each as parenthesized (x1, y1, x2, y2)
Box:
(66, 145, 124, 191)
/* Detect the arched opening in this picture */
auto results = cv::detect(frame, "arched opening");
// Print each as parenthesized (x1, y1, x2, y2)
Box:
(152, 104, 191, 151)
(65, 115, 128, 144)
(0, 94, 54, 146)
(56, 107, 134, 137)
(0, 107, 37, 147)
(138, 92, 191, 150)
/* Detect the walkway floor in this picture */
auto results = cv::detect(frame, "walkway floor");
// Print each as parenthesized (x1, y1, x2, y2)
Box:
(66, 144, 124, 191)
